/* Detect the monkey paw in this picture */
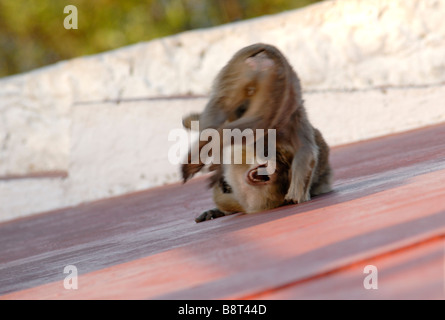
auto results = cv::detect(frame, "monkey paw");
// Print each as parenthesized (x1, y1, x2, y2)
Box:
(284, 193, 311, 205)
(195, 208, 226, 223)
(282, 198, 297, 206)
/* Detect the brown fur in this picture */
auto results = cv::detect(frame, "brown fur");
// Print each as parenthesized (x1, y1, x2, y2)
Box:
(182, 43, 333, 222)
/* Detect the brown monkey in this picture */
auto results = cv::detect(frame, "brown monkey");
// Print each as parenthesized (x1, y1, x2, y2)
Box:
(182, 43, 332, 221)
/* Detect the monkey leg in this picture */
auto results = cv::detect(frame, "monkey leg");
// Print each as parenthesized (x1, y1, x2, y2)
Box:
(310, 165, 333, 197)
(309, 128, 333, 197)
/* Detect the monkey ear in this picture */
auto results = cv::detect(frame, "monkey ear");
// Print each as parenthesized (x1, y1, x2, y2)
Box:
(246, 164, 272, 185)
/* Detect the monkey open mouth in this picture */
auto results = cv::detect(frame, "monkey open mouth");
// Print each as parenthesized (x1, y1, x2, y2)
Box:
(246, 164, 271, 185)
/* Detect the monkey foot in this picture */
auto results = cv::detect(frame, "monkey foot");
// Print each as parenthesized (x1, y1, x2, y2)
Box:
(195, 208, 227, 223)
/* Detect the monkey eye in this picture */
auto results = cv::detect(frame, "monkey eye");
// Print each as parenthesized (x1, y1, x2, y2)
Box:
(235, 100, 249, 119)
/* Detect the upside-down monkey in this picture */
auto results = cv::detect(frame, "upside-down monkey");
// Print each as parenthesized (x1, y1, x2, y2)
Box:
(182, 43, 332, 222)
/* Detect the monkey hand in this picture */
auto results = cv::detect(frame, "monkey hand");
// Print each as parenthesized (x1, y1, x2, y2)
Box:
(195, 208, 227, 223)
(284, 184, 311, 204)
(282, 198, 297, 206)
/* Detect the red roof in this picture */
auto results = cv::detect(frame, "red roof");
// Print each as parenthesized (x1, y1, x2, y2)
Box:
(1, 123, 445, 299)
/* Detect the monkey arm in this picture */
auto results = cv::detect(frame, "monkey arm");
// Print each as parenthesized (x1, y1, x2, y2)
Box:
(284, 125, 319, 204)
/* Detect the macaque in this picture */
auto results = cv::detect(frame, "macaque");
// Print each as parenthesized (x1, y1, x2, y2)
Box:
(181, 43, 332, 222)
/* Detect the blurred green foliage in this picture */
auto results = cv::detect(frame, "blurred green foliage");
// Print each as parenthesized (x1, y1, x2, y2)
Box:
(0, 0, 322, 78)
